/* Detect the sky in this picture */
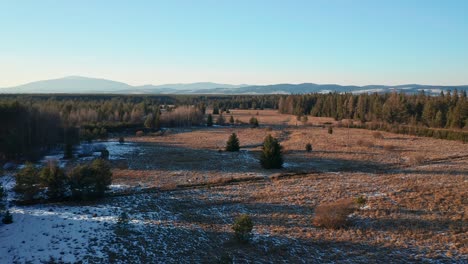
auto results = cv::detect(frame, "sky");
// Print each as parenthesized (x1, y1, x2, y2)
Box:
(1, 0, 468, 87)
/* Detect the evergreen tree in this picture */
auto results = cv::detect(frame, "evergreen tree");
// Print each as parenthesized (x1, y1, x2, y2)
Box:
(69, 159, 112, 200)
(305, 143, 312, 152)
(213, 105, 219, 115)
(144, 113, 155, 129)
(216, 113, 226, 125)
(229, 115, 235, 124)
(207, 114, 213, 127)
(249, 117, 259, 128)
(14, 163, 40, 200)
(39, 161, 68, 199)
(260, 135, 283, 169)
(328, 126, 333, 134)
(225, 133, 240, 152)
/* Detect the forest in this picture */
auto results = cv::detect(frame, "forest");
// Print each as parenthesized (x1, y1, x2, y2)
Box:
(1, 91, 467, 162)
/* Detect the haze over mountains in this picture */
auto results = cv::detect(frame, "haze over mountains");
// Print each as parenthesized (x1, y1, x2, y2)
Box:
(1, 76, 466, 95)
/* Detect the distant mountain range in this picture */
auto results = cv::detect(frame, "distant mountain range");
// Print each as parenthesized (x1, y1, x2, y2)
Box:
(1, 76, 467, 95)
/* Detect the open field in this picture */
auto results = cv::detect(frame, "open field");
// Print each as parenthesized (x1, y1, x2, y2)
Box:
(1, 110, 467, 263)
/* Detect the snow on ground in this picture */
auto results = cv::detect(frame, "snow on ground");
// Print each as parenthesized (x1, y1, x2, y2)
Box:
(0, 203, 118, 263)
(100, 141, 139, 160)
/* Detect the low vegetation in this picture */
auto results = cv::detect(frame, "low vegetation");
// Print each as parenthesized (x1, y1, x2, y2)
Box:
(232, 214, 254, 243)
(313, 198, 357, 229)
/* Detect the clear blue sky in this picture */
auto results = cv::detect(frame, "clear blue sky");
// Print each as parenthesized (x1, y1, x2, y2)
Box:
(1, 0, 467, 87)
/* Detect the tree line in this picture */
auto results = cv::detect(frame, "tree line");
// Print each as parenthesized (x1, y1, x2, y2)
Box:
(278, 90, 468, 141)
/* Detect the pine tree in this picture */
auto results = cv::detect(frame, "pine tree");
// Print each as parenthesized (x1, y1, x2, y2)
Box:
(213, 105, 219, 115)
(229, 115, 235, 124)
(14, 163, 40, 200)
(144, 113, 155, 129)
(260, 135, 283, 169)
(225, 133, 240, 152)
(207, 114, 213, 127)
(328, 126, 333, 134)
(39, 161, 68, 199)
(305, 143, 312, 152)
(216, 113, 226, 125)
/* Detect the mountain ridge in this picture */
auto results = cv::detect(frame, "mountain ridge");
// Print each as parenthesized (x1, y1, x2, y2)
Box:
(1, 76, 467, 95)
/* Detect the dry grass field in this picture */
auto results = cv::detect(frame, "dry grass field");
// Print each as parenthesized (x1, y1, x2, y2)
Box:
(103, 110, 468, 263)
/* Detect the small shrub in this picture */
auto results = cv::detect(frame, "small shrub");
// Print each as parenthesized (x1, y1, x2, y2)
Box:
(305, 143, 312, 152)
(313, 199, 356, 229)
(357, 139, 374, 148)
(118, 137, 125, 144)
(409, 155, 425, 165)
(117, 212, 130, 225)
(355, 195, 367, 206)
(383, 144, 397, 151)
(2, 210, 13, 224)
(328, 126, 333, 134)
(232, 214, 253, 243)
(225, 133, 240, 152)
(372, 131, 384, 139)
(135, 131, 144, 137)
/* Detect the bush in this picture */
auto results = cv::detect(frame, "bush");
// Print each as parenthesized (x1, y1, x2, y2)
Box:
(2, 210, 13, 224)
(383, 144, 397, 151)
(409, 155, 425, 165)
(118, 137, 125, 144)
(225, 133, 240, 152)
(135, 131, 144, 137)
(357, 139, 374, 148)
(260, 135, 283, 169)
(14, 163, 40, 200)
(117, 212, 130, 225)
(328, 126, 333, 134)
(232, 214, 253, 243)
(313, 199, 356, 229)
(69, 159, 112, 200)
(249, 117, 259, 128)
(372, 131, 384, 139)
(39, 161, 68, 199)
(355, 195, 367, 206)
(305, 143, 312, 152)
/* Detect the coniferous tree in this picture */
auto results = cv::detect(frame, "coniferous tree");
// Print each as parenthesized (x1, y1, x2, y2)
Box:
(225, 133, 240, 152)
(229, 115, 235, 124)
(216, 113, 226, 125)
(207, 114, 213, 127)
(260, 135, 283, 169)
(14, 163, 40, 200)
(39, 161, 68, 199)
(249, 117, 259, 128)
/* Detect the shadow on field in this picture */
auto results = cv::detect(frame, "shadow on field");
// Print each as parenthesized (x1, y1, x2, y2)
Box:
(117, 141, 390, 174)
(107, 193, 461, 263)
